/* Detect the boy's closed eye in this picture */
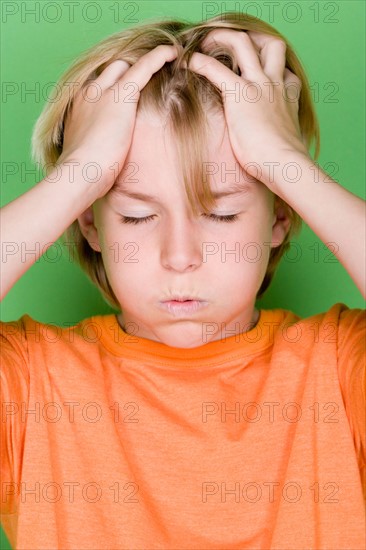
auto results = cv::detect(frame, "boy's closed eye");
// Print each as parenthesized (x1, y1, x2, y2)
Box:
(113, 190, 255, 226)
(119, 212, 241, 225)
(108, 182, 257, 224)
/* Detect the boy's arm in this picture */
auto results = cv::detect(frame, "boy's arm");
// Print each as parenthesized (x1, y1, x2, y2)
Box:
(0, 160, 101, 301)
(271, 150, 366, 300)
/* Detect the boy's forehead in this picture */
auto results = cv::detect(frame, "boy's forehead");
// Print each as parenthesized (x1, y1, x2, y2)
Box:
(114, 108, 254, 189)
(134, 107, 228, 152)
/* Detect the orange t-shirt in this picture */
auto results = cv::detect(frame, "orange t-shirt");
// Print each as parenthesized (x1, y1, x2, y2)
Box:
(1, 302, 365, 549)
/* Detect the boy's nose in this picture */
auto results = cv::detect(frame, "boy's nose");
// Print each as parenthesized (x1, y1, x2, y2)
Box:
(160, 216, 202, 273)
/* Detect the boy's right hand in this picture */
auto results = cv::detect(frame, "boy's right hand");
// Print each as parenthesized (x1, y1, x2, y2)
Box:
(57, 45, 179, 199)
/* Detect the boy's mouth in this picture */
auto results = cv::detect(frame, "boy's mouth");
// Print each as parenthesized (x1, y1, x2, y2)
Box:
(158, 297, 209, 316)
(161, 295, 204, 302)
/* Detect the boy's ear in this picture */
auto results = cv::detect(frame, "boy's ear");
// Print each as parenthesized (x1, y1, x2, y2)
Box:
(270, 197, 292, 248)
(77, 206, 102, 252)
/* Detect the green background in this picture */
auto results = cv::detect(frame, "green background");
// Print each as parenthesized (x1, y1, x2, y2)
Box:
(0, 1, 365, 547)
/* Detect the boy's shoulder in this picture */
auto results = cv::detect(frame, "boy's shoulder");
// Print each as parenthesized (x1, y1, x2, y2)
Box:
(1, 302, 364, 353)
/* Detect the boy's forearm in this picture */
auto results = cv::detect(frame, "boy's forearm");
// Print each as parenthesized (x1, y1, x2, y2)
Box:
(0, 160, 100, 301)
(270, 151, 366, 299)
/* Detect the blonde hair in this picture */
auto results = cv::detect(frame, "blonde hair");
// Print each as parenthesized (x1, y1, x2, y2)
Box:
(31, 12, 320, 311)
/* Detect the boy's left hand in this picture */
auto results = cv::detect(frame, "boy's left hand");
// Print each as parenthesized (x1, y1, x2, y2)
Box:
(184, 29, 310, 192)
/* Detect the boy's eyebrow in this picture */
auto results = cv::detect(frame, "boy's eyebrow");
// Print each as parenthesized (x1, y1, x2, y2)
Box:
(110, 183, 253, 203)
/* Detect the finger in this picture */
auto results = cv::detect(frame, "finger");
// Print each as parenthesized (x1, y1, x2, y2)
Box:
(246, 31, 287, 82)
(200, 29, 264, 82)
(283, 67, 302, 107)
(96, 59, 131, 89)
(185, 51, 241, 96)
(283, 69, 302, 137)
(117, 44, 179, 98)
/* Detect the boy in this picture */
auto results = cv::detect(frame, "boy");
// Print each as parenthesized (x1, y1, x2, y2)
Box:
(1, 14, 365, 550)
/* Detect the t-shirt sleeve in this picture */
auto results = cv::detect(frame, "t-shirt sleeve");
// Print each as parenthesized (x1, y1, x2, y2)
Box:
(0, 317, 30, 517)
(336, 305, 366, 489)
